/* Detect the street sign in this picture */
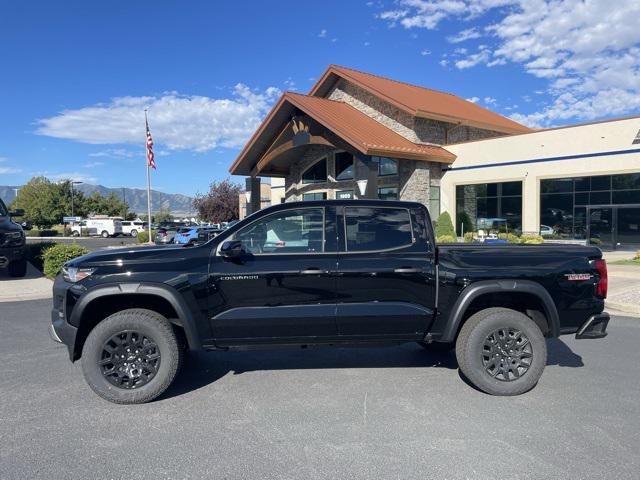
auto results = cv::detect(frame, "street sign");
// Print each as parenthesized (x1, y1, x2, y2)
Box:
(63, 216, 82, 223)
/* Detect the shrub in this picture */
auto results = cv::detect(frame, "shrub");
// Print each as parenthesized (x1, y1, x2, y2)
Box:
(24, 241, 56, 272)
(634, 251, 640, 261)
(463, 232, 474, 243)
(520, 234, 544, 244)
(24, 229, 59, 237)
(498, 233, 522, 244)
(437, 235, 457, 243)
(136, 229, 156, 244)
(434, 211, 455, 239)
(42, 244, 89, 278)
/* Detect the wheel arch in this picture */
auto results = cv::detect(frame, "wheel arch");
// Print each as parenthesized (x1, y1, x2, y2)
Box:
(439, 280, 560, 343)
(70, 283, 202, 361)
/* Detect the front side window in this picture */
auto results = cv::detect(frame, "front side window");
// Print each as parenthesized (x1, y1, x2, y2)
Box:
(0, 200, 7, 217)
(230, 208, 324, 254)
(344, 207, 413, 252)
(301, 158, 327, 184)
(335, 152, 354, 181)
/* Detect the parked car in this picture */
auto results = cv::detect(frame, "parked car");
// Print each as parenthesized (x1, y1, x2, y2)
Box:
(0, 198, 26, 277)
(120, 221, 146, 237)
(174, 226, 222, 245)
(540, 225, 555, 236)
(154, 226, 190, 245)
(71, 218, 123, 238)
(50, 199, 609, 404)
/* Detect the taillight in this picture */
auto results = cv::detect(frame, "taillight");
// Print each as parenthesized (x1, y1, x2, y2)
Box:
(595, 259, 608, 298)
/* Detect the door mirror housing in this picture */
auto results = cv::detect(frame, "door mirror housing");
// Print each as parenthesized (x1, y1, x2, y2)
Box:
(9, 209, 25, 217)
(220, 240, 245, 258)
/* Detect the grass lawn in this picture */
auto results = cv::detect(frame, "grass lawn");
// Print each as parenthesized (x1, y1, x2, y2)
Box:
(610, 258, 640, 266)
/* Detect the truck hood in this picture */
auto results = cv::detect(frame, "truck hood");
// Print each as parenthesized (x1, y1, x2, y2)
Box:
(0, 215, 23, 234)
(67, 244, 194, 268)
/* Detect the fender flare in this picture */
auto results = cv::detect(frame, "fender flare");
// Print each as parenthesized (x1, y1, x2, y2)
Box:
(70, 282, 202, 354)
(439, 279, 560, 343)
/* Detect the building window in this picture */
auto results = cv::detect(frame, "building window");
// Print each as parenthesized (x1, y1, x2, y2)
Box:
(301, 158, 327, 184)
(378, 186, 399, 200)
(344, 207, 413, 252)
(540, 173, 640, 239)
(336, 190, 354, 199)
(375, 157, 398, 176)
(456, 181, 522, 235)
(429, 185, 440, 219)
(335, 152, 354, 181)
(302, 192, 327, 201)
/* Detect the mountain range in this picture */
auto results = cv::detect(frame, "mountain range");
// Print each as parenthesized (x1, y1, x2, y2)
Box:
(0, 184, 196, 215)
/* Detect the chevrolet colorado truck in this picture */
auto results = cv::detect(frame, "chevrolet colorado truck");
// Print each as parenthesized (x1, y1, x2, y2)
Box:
(49, 200, 609, 404)
(0, 199, 26, 277)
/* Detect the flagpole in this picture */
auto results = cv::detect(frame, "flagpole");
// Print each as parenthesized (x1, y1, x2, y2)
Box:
(145, 108, 153, 245)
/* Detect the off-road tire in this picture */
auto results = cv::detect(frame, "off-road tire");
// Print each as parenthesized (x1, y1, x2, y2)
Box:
(8, 258, 27, 277)
(455, 307, 546, 396)
(81, 309, 182, 404)
(417, 341, 454, 353)
(101, 230, 109, 238)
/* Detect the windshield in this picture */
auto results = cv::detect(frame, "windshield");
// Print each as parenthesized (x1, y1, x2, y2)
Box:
(0, 199, 8, 216)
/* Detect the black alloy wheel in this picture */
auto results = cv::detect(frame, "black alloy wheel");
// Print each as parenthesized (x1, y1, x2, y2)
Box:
(481, 327, 533, 381)
(99, 330, 161, 389)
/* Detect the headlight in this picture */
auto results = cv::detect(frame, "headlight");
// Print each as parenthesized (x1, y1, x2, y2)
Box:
(6, 231, 24, 245)
(62, 266, 95, 283)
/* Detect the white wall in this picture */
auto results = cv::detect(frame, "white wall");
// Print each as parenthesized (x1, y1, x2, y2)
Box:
(442, 117, 640, 233)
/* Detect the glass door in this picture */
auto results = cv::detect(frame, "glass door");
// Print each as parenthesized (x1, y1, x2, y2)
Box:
(588, 207, 614, 249)
(616, 207, 640, 250)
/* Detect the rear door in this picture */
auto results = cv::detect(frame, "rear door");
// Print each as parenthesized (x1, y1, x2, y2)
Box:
(335, 205, 436, 338)
(209, 205, 338, 345)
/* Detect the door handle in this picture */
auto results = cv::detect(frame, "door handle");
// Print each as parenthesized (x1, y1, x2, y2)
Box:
(394, 267, 421, 273)
(300, 268, 327, 275)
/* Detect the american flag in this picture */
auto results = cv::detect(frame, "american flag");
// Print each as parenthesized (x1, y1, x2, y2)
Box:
(146, 117, 156, 169)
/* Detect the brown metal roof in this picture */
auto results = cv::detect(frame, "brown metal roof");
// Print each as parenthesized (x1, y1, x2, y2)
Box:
(230, 92, 455, 175)
(310, 65, 531, 135)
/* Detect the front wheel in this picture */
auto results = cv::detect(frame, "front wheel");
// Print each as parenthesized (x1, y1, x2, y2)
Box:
(455, 307, 546, 396)
(72, 231, 80, 237)
(101, 230, 109, 238)
(81, 309, 182, 404)
(130, 229, 137, 237)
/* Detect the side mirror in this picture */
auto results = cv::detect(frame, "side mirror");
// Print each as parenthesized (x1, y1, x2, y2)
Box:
(9, 209, 25, 217)
(220, 240, 245, 259)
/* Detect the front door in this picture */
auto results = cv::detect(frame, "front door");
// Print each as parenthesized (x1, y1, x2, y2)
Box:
(588, 207, 614, 249)
(209, 206, 337, 345)
(335, 205, 436, 338)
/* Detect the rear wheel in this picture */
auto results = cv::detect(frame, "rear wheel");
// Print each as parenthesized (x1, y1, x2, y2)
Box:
(81, 309, 182, 404)
(130, 229, 138, 237)
(101, 230, 109, 238)
(72, 230, 80, 237)
(8, 258, 27, 277)
(455, 307, 546, 396)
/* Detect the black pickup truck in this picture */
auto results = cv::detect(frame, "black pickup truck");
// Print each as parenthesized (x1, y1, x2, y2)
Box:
(49, 200, 609, 404)
(0, 199, 26, 277)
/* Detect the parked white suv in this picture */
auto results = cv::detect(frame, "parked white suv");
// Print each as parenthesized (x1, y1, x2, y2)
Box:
(120, 221, 145, 237)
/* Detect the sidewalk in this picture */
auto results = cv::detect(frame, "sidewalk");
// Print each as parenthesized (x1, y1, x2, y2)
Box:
(0, 263, 53, 302)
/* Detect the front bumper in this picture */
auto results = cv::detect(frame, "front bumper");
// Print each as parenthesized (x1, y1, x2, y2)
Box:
(575, 312, 609, 339)
(50, 276, 79, 360)
(0, 245, 25, 268)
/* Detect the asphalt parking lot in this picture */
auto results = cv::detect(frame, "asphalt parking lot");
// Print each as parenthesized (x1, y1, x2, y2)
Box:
(1, 299, 639, 480)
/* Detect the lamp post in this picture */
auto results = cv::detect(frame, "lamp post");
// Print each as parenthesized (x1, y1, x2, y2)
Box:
(70, 181, 83, 217)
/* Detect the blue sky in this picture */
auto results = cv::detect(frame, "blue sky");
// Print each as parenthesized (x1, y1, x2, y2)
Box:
(1, 0, 639, 196)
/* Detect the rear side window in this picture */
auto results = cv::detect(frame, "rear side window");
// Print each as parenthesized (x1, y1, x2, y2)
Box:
(344, 207, 413, 252)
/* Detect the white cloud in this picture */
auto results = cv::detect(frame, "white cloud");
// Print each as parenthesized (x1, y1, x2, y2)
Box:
(36, 84, 281, 152)
(448, 27, 482, 43)
(38, 171, 98, 184)
(466, 96, 480, 103)
(0, 157, 21, 174)
(378, 0, 640, 127)
(420, 49, 431, 56)
(83, 161, 105, 168)
(284, 77, 297, 91)
(318, 29, 327, 38)
(89, 148, 138, 158)
(364, 41, 371, 47)
(484, 96, 497, 105)
(439, 59, 449, 67)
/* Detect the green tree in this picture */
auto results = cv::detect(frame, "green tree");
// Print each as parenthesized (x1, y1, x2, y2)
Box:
(10, 177, 78, 228)
(456, 211, 473, 236)
(83, 191, 129, 217)
(435, 211, 456, 238)
(193, 179, 241, 223)
(154, 208, 174, 224)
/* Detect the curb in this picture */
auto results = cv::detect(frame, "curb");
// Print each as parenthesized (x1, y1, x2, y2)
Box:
(605, 300, 640, 316)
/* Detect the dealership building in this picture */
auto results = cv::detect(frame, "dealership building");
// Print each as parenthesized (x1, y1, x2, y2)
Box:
(231, 65, 640, 249)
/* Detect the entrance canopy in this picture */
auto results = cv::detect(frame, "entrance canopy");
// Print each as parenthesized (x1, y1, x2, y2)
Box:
(230, 92, 456, 177)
